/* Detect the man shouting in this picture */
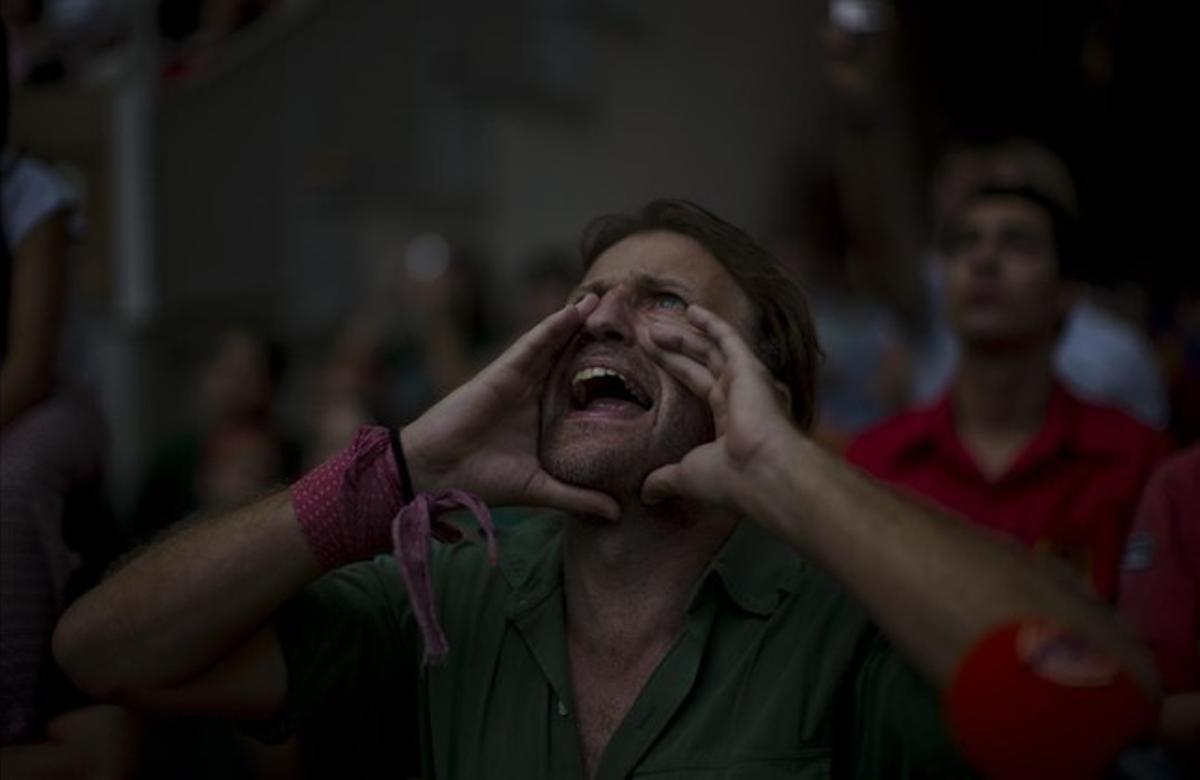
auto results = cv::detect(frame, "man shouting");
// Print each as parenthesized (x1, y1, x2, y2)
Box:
(55, 200, 1157, 778)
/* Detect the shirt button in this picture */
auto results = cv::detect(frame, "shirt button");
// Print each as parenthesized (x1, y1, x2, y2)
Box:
(557, 700, 568, 717)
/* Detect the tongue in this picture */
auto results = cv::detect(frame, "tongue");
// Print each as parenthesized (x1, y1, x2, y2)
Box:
(583, 397, 645, 417)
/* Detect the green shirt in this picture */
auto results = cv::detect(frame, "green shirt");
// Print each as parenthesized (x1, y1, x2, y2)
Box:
(249, 513, 973, 778)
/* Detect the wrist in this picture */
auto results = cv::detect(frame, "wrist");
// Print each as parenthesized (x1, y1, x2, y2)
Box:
(737, 430, 815, 534)
(398, 423, 443, 496)
(291, 426, 405, 570)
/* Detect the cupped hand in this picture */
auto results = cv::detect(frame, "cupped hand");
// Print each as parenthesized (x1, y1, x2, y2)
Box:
(639, 305, 794, 511)
(400, 294, 620, 520)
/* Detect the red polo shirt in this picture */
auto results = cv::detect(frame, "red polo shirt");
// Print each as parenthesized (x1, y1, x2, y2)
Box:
(1118, 446, 1200, 692)
(846, 383, 1170, 601)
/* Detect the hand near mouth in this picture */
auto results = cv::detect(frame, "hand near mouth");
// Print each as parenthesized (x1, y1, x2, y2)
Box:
(640, 305, 793, 512)
(400, 294, 621, 521)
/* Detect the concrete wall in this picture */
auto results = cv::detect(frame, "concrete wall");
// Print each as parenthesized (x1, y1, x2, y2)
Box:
(153, 0, 821, 327)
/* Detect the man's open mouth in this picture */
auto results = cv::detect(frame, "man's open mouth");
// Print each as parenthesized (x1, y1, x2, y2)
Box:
(570, 366, 653, 414)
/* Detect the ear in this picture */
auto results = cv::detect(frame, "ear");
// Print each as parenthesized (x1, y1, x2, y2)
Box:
(773, 380, 792, 413)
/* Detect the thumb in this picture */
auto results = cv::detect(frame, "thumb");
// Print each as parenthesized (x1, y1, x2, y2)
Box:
(641, 464, 683, 506)
(525, 472, 620, 521)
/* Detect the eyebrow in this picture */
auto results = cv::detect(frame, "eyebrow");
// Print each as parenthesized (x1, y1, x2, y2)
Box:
(569, 272, 694, 302)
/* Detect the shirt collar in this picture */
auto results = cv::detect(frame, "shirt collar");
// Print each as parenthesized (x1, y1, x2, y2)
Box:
(690, 521, 805, 617)
(898, 380, 1093, 481)
(499, 514, 804, 620)
(499, 511, 565, 618)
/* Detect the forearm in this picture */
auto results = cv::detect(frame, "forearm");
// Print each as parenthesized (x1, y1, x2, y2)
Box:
(53, 491, 320, 699)
(0, 705, 142, 779)
(741, 433, 1157, 693)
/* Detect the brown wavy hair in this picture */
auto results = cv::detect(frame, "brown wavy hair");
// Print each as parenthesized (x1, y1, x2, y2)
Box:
(580, 199, 822, 431)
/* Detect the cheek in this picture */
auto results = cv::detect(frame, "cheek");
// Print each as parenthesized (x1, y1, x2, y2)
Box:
(656, 371, 711, 426)
(540, 361, 571, 413)
(1011, 263, 1060, 306)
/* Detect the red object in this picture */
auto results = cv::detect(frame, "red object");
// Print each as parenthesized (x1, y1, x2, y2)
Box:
(946, 622, 1157, 779)
(290, 426, 405, 570)
(290, 426, 499, 663)
(1118, 446, 1200, 693)
(847, 383, 1170, 600)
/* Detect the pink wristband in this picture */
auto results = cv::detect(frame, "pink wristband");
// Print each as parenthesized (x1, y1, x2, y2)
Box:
(291, 426, 405, 570)
(290, 426, 499, 663)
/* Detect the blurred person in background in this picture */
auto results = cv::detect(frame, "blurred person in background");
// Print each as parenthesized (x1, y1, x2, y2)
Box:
(511, 245, 578, 336)
(813, 1, 1170, 430)
(1, 138, 138, 773)
(133, 327, 299, 543)
(770, 155, 910, 450)
(913, 138, 1169, 429)
(1119, 445, 1200, 766)
(197, 423, 285, 513)
(309, 235, 495, 466)
(848, 181, 1170, 601)
(3, 0, 133, 84)
(131, 328, 302, 777)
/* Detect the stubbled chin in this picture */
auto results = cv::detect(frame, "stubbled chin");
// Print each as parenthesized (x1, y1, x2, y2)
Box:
(539, 427, 651, 504)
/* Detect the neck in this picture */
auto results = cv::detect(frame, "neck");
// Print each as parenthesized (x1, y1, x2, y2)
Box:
(562, 501, 734, 652)
(954, 341, 1055, 435)
(952, 341, 1056, 478)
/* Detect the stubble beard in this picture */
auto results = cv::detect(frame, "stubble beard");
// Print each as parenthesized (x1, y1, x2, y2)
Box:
(538, 391, 715, 508)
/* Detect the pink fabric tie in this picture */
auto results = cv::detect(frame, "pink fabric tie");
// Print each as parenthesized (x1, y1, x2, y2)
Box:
(391, 490, 498, 664)
(292, 427, 498, 664)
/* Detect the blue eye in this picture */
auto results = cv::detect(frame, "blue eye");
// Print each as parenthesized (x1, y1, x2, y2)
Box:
(652, 292, 687, 311)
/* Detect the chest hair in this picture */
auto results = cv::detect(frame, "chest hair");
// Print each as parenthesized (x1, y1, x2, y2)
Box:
(569, 637, 674, 778)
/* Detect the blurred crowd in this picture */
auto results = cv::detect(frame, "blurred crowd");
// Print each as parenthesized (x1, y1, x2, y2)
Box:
(2, 0, 1197, 777)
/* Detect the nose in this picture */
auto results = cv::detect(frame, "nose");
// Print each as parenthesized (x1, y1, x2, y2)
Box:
(580, 287, 634, 345)
(962, 237, 1001, 278)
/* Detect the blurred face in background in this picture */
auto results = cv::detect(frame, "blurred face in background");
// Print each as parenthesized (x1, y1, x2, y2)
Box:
(940, 196, 1075, 353)
(202, 330, 275, 423)
(199, 423, 283, 511)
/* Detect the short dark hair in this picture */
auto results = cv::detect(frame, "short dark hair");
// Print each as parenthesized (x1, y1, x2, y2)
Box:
(943, 183, 1083, 281)
(579, 199, 822, 431)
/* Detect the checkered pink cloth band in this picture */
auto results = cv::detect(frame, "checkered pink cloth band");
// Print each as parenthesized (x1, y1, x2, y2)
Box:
(290, 426, 497, 663)
(290, 426, 403, 569)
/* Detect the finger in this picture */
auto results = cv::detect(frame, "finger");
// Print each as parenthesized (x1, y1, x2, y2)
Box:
(647, 322, 725, 375)
(643, 340, 716, 401)
(524, 471, 620, 521)
(641, 464, 682, 506)
(686, 305, 767, 373)
(497, 293, 597, 375)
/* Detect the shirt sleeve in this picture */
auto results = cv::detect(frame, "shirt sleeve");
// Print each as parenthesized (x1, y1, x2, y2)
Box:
(241, 555, 424, 774)
(1119, 450, 1200, 693)
(2, 155, 84, 247)
(851, 634, 977, 779)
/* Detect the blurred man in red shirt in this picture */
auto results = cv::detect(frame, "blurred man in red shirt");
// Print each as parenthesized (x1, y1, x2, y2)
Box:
(1119, 445, 1200, 755)
(848, 183, 1168, 600)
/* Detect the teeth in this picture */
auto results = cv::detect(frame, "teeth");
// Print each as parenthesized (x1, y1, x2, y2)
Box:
(573, 366, 622, 383)
(571, 366, 649, 408)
